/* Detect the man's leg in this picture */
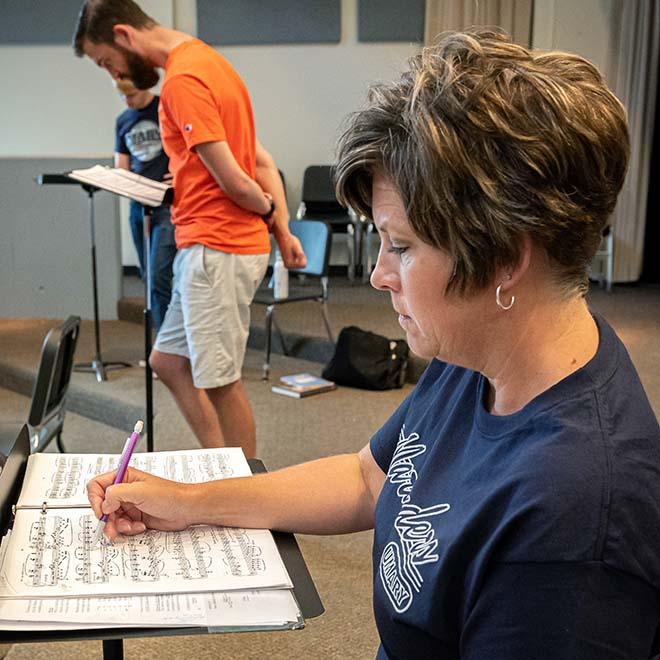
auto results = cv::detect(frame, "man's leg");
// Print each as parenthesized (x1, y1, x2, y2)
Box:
(151, 248, 223, 448)
(128, 201, 145, 276)
(206, 379, 256, 457)
(149, 206, 176, 332)
(154, 246, 268, 455)
(190, 250, 268, 458)
(151, 349, 255, 454)
(150, 349, 224, 448)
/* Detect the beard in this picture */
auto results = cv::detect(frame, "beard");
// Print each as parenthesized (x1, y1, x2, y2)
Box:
(121, 47, 160, 90)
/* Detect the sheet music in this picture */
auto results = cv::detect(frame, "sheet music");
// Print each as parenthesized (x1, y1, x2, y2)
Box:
(0, 588, 301, 630)
(17, 448, 252, 509)
(0, 508, 292, 599)
(68, 165, 171, 207)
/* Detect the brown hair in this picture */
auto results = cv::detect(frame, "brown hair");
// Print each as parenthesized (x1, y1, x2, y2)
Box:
(335, 29, 630, 297)
(73, 0, 156, 57)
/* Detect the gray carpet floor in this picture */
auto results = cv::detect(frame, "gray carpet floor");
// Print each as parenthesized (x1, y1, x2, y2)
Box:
(0, 279, 658, 659)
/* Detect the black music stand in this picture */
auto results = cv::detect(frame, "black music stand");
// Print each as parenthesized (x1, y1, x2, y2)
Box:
(38, 173, 172, 451)
(0, 428, 324, 660)
(37, 174, 131, 383)
(142, 206, 155, 452)
(69, 171, 174, 452)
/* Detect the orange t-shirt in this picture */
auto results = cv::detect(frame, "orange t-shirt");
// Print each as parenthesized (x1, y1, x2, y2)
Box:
(159, 39, 269, 254)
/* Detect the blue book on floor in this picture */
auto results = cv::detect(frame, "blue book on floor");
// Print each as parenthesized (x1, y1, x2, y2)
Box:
(272, 373, 336, 398)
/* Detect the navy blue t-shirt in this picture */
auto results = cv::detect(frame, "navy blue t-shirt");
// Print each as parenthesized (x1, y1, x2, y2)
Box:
(115, 95, 169, 183)
(370, 314, 660, 660)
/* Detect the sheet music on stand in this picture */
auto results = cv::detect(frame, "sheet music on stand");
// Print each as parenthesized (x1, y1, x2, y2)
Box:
(0, 447, 303, 631)
(68, 165, 173, 208)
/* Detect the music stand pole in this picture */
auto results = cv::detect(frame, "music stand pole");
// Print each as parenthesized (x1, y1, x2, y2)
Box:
(143, 207, 154, 452)
(74, 185, 131, 383)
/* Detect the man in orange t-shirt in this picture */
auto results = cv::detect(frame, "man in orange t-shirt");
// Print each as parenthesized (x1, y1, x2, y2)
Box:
(74, 0, 306, 457)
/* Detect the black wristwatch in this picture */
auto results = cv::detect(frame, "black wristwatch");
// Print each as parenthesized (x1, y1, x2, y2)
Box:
(262, 199, 275, 222)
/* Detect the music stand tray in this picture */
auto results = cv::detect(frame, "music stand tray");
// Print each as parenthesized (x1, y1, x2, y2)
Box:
(0, 433, 324, 660)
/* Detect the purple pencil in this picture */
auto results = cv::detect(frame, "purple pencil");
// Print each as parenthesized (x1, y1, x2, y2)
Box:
(92, 420, 144, 546)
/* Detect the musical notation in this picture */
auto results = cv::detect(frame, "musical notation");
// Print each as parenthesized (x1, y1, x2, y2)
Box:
(0, 447, 303, 632)
(3, 508, 290, 599)
(18, 448, 253, 509)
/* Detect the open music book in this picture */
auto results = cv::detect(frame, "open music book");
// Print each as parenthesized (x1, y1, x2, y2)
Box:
(0, 448, 302, 631)
(68, 165, 173, 207)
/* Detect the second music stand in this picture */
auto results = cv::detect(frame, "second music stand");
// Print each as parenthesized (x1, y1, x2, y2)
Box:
(38, 169, 173, 451)
(142, 206, 155, 452)
(37, 174, 131, 383)
(67, 167, 173, 452)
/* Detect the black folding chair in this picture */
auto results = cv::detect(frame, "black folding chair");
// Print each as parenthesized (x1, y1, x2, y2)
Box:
(28, 315, 81, 452)
(589, 224, 614, 292)
(297, 165, 361, 279)
(0, 425, 30, 519)
(253, 220, 334, 380)
(0, 316, 81, 454)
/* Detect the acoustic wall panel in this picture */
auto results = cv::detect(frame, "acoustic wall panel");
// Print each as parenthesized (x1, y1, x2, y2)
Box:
(358, 0, 425, 43)
(197, 0, 341, 45)
(0, 0, 82, 45)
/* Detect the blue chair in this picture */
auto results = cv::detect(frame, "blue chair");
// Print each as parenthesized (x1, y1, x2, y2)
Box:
(253, 220, 334, 380)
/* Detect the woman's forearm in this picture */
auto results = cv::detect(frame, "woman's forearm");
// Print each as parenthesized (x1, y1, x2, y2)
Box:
(188, 453, 378, 535)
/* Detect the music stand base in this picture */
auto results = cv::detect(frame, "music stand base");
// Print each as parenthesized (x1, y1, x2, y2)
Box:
(102, 638, 124, 660)
(75, 360, 132, 383)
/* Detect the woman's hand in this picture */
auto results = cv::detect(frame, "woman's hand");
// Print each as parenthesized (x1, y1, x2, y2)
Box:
(87, 467, 194, 541)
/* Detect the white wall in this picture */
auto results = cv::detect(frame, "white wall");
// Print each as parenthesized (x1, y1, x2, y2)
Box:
(177, 0, 420, 267)
(0, 0, 172, 159)
(206, 0, 420, 213)
(0, 0, 618, 269)
(0, 0, 173, 268)
(0, 0, 419, 267)
(532, 0, 614, 79)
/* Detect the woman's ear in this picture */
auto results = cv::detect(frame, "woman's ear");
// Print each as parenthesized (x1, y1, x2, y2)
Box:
(497, 234, 532, 292)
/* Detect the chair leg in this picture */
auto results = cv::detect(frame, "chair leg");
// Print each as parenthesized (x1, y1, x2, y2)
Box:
(273, 316, 289, 356)
(56, 432, 65, 453)
(346, 224, 355, 281)
(263, 305, 275, 380)
(605, 232, 614, 293)
(321, 301, 334, 344)
(363, 222, 374, 283)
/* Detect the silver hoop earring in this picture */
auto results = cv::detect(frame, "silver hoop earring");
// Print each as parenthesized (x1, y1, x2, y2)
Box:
(495, 283, 515, 310)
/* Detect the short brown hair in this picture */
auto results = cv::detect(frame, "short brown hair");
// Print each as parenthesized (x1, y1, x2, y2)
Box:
(73, 0, 156, 57)
(335, 29, 629, 297)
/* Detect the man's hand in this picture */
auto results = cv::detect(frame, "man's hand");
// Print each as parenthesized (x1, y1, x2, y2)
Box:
(87, 467, 194, 541)
(253, 140, 306, 268)
(275, 232, 307, 270)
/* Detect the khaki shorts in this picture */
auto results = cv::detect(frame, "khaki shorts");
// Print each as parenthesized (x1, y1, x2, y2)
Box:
(155, 244, 269, 389)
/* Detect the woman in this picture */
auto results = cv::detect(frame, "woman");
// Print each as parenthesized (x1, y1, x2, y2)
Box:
(88, 30, 660, 659)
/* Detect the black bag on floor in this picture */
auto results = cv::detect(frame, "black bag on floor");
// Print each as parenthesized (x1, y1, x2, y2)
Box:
(322, 326, 409, 390)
